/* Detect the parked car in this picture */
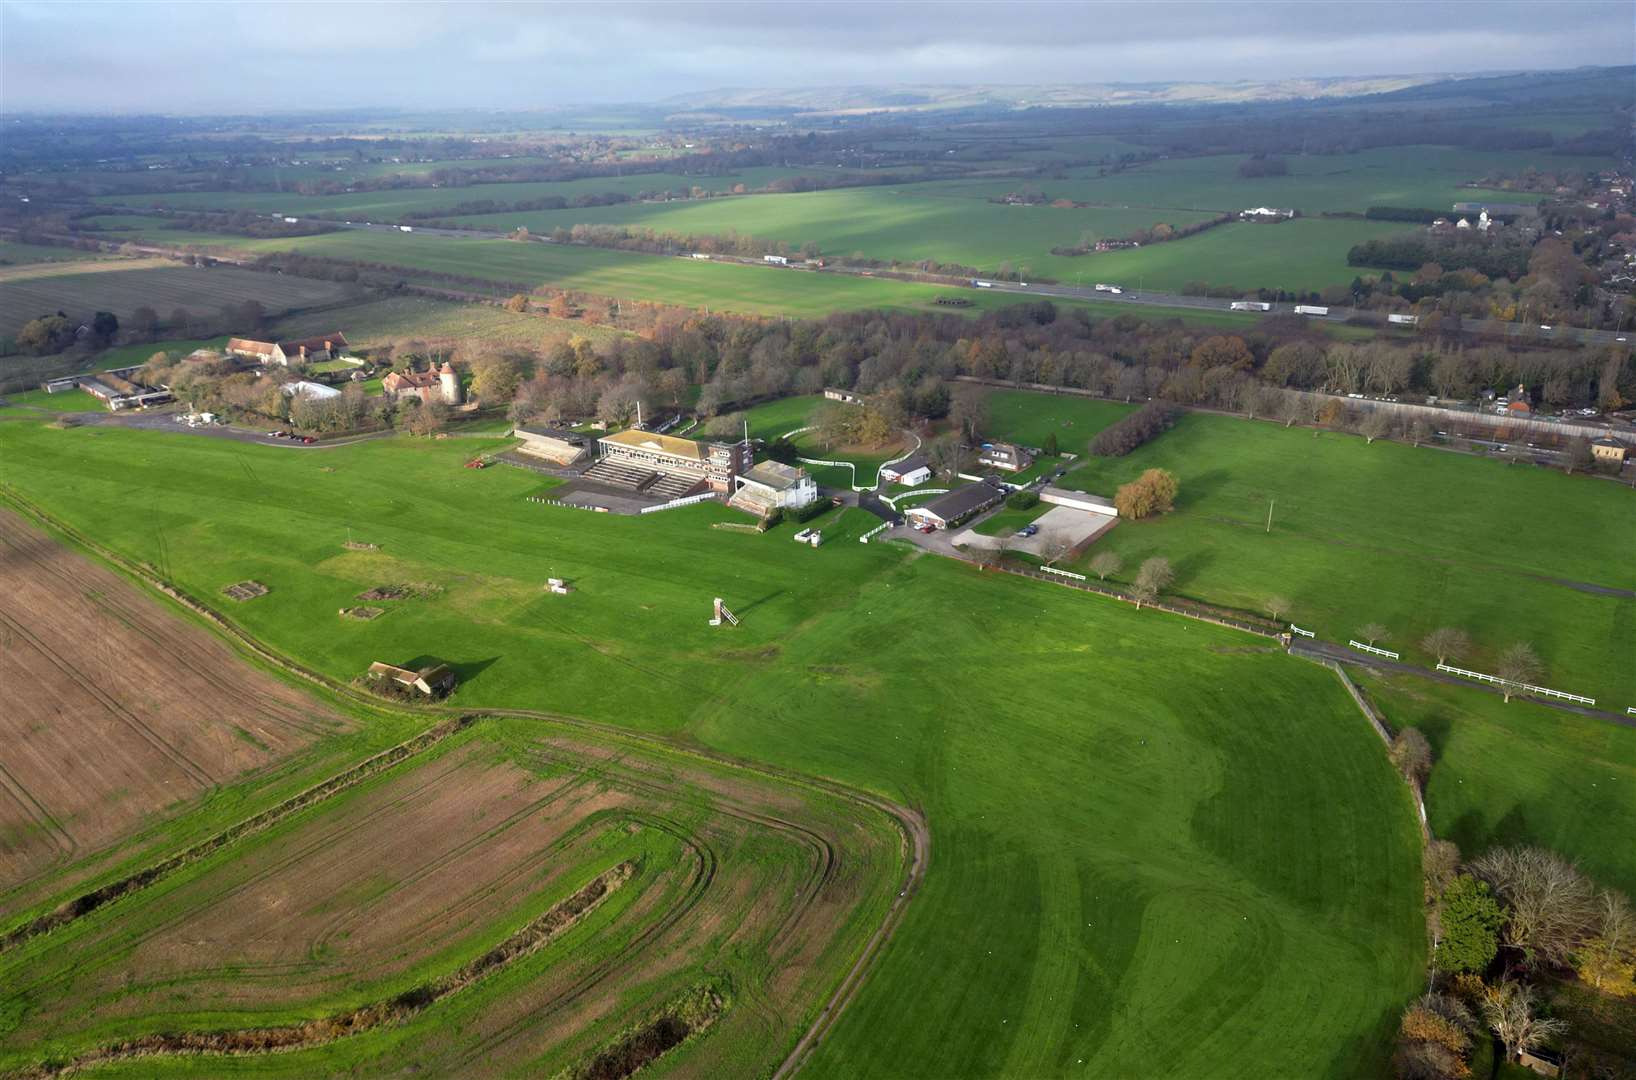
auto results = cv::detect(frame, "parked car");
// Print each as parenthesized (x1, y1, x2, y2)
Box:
(1017, 524, 1040, 538)
(302, 436, 316, 444)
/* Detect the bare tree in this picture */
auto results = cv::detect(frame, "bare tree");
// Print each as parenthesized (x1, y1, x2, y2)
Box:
(1089, 551, 1122, 581)
(1421, 628, 1472, 666)
(1423, 839, 1463, 901)
(971, 536, 1010, 572)
(1389, 727, 1433, 785)
(1471, 846, 1599, 971)
(1265, 595, 1291, 623)
(1037, 530, 1074, 567)
(1361, 410, 1393, 444)
(1480, 981, 1567, 1063)
(1358, 622, 1389, 647)
(1496, 643, 1543, 702)
(1131, 556, 1174, 609)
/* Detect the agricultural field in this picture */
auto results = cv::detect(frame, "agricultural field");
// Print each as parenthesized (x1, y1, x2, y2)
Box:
(0, 261, 361, 341)
(273, 295, 629, 352)
(1051, 406, 1636, 707)
(95, 166, 885, 219)
(441, 187, 1219, 278)
(0, 718, 902, 1077)
(1357, 672, 1636, 897)
(0, 240, 103, 267)
(0, 414, 1426, 1076)
(0, 509, 357, 917)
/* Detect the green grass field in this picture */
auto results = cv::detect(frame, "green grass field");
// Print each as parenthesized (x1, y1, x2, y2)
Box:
(981, 389, 1135, 452)
(0, 240, 103, 266)
(95, 166, 882, 218)
(1356, 673, 1636, 897)
(1, 386, 104, 412)
(0, 413, 1424, 1076)
(441, 187, 1218, 278)
(1052, 407, 1636, 706)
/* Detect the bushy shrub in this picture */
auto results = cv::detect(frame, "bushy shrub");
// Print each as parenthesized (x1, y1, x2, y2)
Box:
(1005, 490, 1039, 510)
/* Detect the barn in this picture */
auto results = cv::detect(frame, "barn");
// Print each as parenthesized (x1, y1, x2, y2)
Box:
(881, 454, 931, 486)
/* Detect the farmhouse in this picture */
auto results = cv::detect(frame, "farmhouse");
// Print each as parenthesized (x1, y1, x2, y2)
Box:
(823, 388, 864, 405)
(977, 441, 1034, 473)
(586, 427, 752, 498)
(730, 460, 818, 516)
(880, 454, 931, 486)
(513, 424, 590, 466)
(1040, 486, 1118, 517)
(227, 332, 350, 367)
(904, 479, 1005, 530)
(366, 661, 456, 698)
(1592, 438, 1628, 465)
(382, 362, 463, 406)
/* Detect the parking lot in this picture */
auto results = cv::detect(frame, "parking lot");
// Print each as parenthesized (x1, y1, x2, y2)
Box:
(954, 504, 1117, 557)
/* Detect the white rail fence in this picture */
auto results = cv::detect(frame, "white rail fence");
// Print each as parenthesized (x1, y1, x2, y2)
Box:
(638, 491, 719, 514)
(1349, 640, 1401, 659)
(1289, 624, 1316, 638)
(881, 488, 948, 508)
(859, 521, 892, 544)
(1042, 566, 1088, 582)
(1436, 663, 1595, 706)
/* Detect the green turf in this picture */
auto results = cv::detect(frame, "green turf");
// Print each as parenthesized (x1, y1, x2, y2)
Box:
(981, 389, 1135, 453)
(1, 387, 104, 412)
(0, 415, 1425, 1076)
(0, 240, 102, 266)
(1357, 672, 1636, 896)
(1053, 408, 1636, 706)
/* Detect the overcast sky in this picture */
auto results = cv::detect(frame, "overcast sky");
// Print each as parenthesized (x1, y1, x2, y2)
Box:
(2, 0, 1632, 114)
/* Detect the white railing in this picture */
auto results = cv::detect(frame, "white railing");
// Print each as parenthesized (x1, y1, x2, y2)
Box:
(1436, 663, 1595, 705)
(1041, 566, 1087, 581)
(1349, 640, 1401, 659)
(638, 491, 719, 514)
(1627, 706, 1636, 716)
(859, 521, 891, 544)
(1289, 624, 1315, 638)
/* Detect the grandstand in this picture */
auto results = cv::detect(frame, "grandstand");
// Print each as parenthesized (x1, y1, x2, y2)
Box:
(593, 428, 753, 496)
(581, 458, 705, 500)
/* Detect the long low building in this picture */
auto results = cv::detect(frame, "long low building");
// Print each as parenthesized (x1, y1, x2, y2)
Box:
(905, 479, 1005, 530)
(513, 424, 591, 466)
(1040, 486, 1118, 517)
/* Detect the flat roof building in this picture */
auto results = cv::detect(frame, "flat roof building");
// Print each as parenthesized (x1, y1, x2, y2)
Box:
(904, 479, 1005, 530)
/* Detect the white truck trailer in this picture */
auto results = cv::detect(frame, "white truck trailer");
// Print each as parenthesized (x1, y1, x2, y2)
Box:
(1388, 313, 1419, 326)
(1229, 301, 1272, 311)
(1293, 305, 1330, 317)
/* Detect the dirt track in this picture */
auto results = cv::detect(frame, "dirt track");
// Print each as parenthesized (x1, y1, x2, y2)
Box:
(0, 510, 351, 905)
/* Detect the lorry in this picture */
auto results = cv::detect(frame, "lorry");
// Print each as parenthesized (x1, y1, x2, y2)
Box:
(764, 254, 789, 265)
(1229, 301, 1272, 312)
(398, 225, 414, 233)
(972, 280, 994, 288)
(1094, 283, 1123, 294)
(1388, 313, 1419, 326)
(1293, 305, 1330, 317)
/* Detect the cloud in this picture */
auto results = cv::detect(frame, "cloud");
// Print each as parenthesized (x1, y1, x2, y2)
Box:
(1, 0, 1630, 113)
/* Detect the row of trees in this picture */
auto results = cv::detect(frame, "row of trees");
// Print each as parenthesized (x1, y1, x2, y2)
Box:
(1088, 401, 1179, 456)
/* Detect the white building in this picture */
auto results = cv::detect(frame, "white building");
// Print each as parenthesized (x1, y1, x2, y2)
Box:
(880, 454, 931, 486)
(282, 380, 342, 401)
(1039, 486, 1118, 517)
(730, 460, 818, 515)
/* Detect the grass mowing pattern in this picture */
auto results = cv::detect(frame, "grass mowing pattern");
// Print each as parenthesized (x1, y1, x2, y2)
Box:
(1055, 409, 1636, 707)
(0, 413, 1424, 1076)
(1358, 672, 1636, 896)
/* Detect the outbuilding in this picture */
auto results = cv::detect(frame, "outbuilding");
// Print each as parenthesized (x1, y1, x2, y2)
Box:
(1039, 486, 1118, 517)
(1592, 437, 1628, 465)
(880, 454, 931, 486)
(904, 479, 1005, 530)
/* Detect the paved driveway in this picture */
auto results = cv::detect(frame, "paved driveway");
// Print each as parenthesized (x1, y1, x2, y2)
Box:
(954, 505, 1116, 556)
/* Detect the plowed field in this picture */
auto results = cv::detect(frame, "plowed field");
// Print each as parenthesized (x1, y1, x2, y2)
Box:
(0, 510, 351, 906)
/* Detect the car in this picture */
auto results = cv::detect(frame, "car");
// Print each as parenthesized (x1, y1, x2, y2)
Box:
(302, 436, 316, 444)
(1540, 325, 1552, 331)
(268, 430, 286, 437)
(1017, 524, 1040, 538)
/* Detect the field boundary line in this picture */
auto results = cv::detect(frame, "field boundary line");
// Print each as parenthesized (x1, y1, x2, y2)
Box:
(0, 487, 928, 1075)
(0, 715, 471, 952)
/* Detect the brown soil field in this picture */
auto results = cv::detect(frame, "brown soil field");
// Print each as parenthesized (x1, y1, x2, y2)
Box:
(0, 263, 359, 338)
(1, 724, 905, 1078)
(0, 510, 352, 903)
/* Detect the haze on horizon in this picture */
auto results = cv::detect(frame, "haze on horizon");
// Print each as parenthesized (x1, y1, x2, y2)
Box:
(2, 0, 1633, 115)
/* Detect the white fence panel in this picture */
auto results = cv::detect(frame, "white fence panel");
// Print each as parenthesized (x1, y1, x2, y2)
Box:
(859, 521, 891, 544)
(1289, 624, 1315, 639)
(1042, 566, 1087, 581)
(638, 492, 719, 514)
(1349, 640, 1401, 659)
(1437, 663, 1595, 704)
